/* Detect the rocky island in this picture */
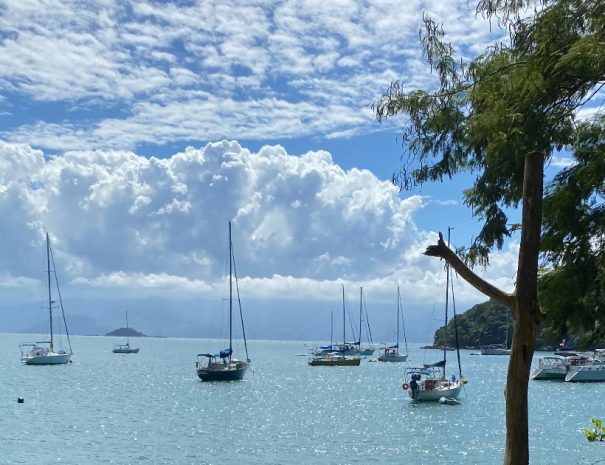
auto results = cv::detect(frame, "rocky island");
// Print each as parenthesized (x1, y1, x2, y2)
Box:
(105, 327, 146, 337)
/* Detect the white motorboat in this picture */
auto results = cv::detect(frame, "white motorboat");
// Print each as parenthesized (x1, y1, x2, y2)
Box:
(532, 354, 597, 381)
(564, 351, 605, 382)
(531, 356, 569, 380)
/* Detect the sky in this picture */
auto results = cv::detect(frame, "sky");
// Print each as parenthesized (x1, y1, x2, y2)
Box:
(0, 0, 572, 342)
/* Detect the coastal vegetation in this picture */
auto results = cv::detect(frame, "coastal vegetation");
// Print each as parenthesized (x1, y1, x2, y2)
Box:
(434, 299, 513, 349)
(433, 299, 604, 350)
(374, 0, 604, 464)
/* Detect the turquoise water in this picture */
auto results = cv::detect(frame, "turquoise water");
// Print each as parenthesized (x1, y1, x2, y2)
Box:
(1, 334, 603, 465)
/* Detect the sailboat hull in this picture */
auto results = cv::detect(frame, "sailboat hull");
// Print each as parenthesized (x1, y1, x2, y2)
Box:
(378, 353, 408, 362)
(196, 365, 248, 381)
(357, 348, 375, 356)
(308, 356, 361, 366)
(407, 380, 464, 401)
(480, 348, 511, 355)
(20, 234, 73, 366)
(22, 352, 71, 365)
(112, 347, 140, 354)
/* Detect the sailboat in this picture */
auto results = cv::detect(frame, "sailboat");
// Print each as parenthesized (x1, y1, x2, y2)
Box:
(402, 229, 466, 401)
(195, 221, 250, 381)
(308, 286, 361, 366)
(354, 287, 375, 355)
(480, 309, 511, 355)
(19, 233, 73, 365)
(112, 309, 140, 354)
(378, 286, 408, 362)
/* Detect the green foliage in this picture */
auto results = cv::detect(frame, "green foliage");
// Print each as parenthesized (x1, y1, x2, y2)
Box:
(583, 418, 605, 442)
(434, 299, 513, 348)
(433, 298, 600, 349)
(374, 0, 605, 268)
(540, 114, 605, 346)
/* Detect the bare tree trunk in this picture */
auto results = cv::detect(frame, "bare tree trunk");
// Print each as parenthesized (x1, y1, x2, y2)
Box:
(503, 151, 544, 465)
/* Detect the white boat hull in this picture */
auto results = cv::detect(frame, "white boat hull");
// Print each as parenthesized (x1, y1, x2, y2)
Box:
(407, 379, 464, 401)
(532, 355, 593, 381)
(565, 365, 605, 382)
(532, 366, 567, 380)
(22, 352, 71, 365)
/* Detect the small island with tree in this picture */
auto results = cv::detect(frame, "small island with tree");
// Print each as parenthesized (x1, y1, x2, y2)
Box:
(105, 327, 146, 338)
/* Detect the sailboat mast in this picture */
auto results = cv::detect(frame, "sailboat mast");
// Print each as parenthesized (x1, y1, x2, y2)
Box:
(229, 221, 233, 357)
(358, 286, 363, 346)
(126, 309, 130, 345)
(330, 310, 333, 348)
(443, 227, 453, 375)
(396, 286, 400, 353)
(342, 285, 345, 345)
(46, 233, 54, 351)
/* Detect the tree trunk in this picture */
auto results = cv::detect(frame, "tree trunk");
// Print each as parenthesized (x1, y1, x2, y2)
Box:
(504, 299, 539, 465)
(504, 151, 544, 465)
(423, 152, 545, 465)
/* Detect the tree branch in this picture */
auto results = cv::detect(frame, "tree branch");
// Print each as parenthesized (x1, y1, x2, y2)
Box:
(424, 232, 516, 308)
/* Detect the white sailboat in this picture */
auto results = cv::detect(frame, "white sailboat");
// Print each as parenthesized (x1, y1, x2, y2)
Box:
(331, 286, 374, 356)
(112, 309, 140, 354)
(378, 286, 408, 362)
(195, 221, 250, 381)
(355, 287, 375, 355)
(309, 286, 361, 366)
(402, 228, 466, 401)
(19, 233, 73, 365)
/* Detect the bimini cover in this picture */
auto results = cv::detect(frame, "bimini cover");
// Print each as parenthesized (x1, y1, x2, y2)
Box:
(319, 345, 333, 350)
(424, 360, 446, 368)
(219, 348, 233, 358)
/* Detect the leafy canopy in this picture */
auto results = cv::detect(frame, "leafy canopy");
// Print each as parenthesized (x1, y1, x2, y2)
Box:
(374, 0, 605, 268)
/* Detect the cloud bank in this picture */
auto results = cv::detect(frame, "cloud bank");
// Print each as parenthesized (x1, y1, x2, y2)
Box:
(0, 140, 516, 308)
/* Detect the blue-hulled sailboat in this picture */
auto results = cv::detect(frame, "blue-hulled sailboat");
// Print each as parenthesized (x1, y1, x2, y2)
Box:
(196, 222, 250, 381)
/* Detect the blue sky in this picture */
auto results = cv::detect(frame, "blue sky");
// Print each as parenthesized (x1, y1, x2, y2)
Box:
(0, 0, 569, 340)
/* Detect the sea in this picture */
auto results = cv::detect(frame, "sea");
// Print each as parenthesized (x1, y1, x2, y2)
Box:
(1, 334, 603, 465)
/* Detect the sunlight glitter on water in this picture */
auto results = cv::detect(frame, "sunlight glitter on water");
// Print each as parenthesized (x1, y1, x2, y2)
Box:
(1, 335, 604, 465)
